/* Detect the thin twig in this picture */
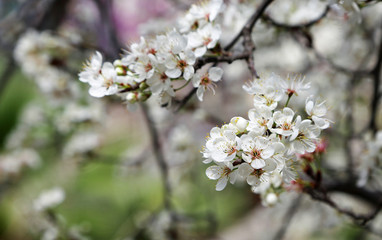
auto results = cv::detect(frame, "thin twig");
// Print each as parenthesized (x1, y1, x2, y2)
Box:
(272, 195, 302, 240)
(262, 5, 330, 30)
(140, 103, 172, 210)
(369, 28, 382, 134)
(0, 59, 15, 98)
(224, 0, 274, 51)
(305, 187, 382, 225)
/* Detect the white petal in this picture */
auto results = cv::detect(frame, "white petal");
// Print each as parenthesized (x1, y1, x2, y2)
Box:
(89, 86, 106, 98)
(209, 67, 223, 82)
(206, 166, 223, 180)
(251, 158, 266, 169)
(216, 177, 228, 191)
(247, 175, 261, 186)
(196, 87, 205, 101)
(165, 68, 182, 78)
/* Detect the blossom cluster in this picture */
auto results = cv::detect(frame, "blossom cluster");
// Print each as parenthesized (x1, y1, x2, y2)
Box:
(79, 0, 225, 106)
(357, 131, 382, 187)
(14, 30, 78, 102)
(202, 73, 331, 206)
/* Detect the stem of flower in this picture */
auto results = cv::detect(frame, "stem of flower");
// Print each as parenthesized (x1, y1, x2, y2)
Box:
(174, 81, 190, 91)
(285, 94, 292, 107)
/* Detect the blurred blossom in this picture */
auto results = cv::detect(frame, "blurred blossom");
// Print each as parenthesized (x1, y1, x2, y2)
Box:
(113, 0, 171, 41)
(33, 187, 65, 212)
(0, 149, 40, 181)
(63, 131, 101, 158)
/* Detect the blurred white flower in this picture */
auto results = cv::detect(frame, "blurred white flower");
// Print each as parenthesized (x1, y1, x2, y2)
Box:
(34, 187, 65, 212)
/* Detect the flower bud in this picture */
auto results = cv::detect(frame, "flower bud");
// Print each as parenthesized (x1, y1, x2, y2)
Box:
(126, 92, 137, 103)
(113, 59, 123, 67)
(230, 117, 248, 133)
(137, 91, 151, 101)
(139, 82, 149, 90)
(116, 66, 126, 76)
(264, 193, 278, 206)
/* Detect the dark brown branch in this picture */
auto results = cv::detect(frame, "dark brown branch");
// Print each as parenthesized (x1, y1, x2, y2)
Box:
(305, 186, 382, 225)
(140, 103, 172, 210)
(224, 0, 274, 51)
(262, 5, 330, 30)
(195, 52, 251, 67)
(369, 28, 382, 134)
(174, 0, 274, 111)
(272, 196, 302, 240)
(0, 59, 15, 98)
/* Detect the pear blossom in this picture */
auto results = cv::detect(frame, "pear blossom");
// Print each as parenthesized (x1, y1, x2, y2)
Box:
(88, 62, 119, 97)
(290, 120, 321, 154)
(203, 73, 330, 206)
(203, 127, 241, 163)
(240, 134, 277, 169)
(146, 65, 175, 97)
(237, 162, 275, 187)
(279, 74, 310, 97)
(192, 67, 223, 101)
(206, 162, 238, 191)
(305, 96, 331, 129)
(243, 76, 283, 109)
(187, 23, 222, 57)
(272, 107, 299, 137)
(247, 105, 274, 135)
(230, 116, 249, 134)
(165, 50, 195, 80)
(34, 187, 65, 212)
(79, 51, 103, 83)
(178, 0, 224, 33)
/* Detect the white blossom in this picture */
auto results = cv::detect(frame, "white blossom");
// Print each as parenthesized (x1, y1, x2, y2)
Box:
(34, 187, 65, 212)
(192, 67, 223, 101)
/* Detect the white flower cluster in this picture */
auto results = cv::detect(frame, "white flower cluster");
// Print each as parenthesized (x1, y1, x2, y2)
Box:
(14, 29, 78, 101)
(33, 187, 65, 212)
(357, 131, 382, 187)
(203, 73, 330, 205)
(79, 0, 225, 105)
(0, 149, 40, 181)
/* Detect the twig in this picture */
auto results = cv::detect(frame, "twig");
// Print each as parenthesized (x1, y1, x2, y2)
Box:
(174, 0, 274, 111)
(224, 0, 274, 51)
(272, 195, 302, 240)
(369, 28, 382, 134)
(0, 59, 15, 98)
(140, 103, 172, 210)
(262, 5, 330, 30)
(305, 187, 382, 225)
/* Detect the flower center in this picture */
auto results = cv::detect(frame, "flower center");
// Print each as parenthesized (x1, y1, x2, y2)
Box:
(177, 60, 187, 70)
(223, 167, 232, 176)
(160, 73, 167, 82)
(252, 168, 264, 178)
(251, 149, 262, 159)
(200, 75, 211, 86)
(282, 122, 291, 131)
(148, 48, 157, 55)
(204, 37, 212, 46)
(145, 63, 153, 72)
(191, 21, 199, 30)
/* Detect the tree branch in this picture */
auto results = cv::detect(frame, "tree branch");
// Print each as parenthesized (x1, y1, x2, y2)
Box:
(140, 103, 172, 210)
(224, 0, 274, 51)
(369, 28, 382, 134)
(262, 5, 330, 30)
(272, 195, 302, 240)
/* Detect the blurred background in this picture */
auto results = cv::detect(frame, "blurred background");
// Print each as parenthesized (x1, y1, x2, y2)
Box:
(0, 0, 382, 239)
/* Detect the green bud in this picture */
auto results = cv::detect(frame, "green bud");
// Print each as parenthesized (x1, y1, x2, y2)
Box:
(116, 66, 126, 76)
(126, 92, 137, 103)
(113, 59, 123, 67)
(139, 82, 149, 90)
